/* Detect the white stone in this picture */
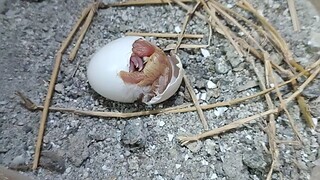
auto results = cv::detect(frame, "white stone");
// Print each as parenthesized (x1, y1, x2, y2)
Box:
(184, 154, 189, 161)
(207, 80, 217, 89)
(210, 173, 218, 179)
(200, 48, 210, 58)
(196, 93, 201, 100)
(312, 118, 318, 127)
(158, 121, 165, 127)
(102, 165, 108, 171)
(168, 133, 174, 141)
(200, 93, 207, 101)
(175, 164, 181, 169)
(201, 159, 209, 165)
(174, 26, 181, 33)
(213, 107, 228, 117)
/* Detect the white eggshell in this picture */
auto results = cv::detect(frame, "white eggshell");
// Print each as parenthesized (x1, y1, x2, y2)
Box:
(87, 36, 147, 103)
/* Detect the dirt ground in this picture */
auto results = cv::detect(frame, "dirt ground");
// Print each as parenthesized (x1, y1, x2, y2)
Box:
(0, 0, 320, 179)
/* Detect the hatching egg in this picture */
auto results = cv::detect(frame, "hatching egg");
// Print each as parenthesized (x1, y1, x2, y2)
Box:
(87, 36, 184, 104)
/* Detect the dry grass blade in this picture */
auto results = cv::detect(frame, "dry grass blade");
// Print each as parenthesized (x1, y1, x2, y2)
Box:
(31, 2, 100, 170)
(125, 32, 204, 38)
(237, 0, 306, 74)
(266, 57, 302, 143)
(287, 0, 301, 32)
(103, 0, 194, 7)
(208, 1, 263, 50)
(237, 0, 314, 127)
(199, 0, 244, 56)
(69, 3, 99, 61)
(173, 0, 207, 21)
(184, 75, 209, 130)
(18, 64, 315, 119)
(174, 1, 201, 53)
(19, 98, 192, 119)
(285, 64, 320, 104)
(164, 44, 209, 51)
(178, 109, 279, 145)
(33, 53, 63, 170)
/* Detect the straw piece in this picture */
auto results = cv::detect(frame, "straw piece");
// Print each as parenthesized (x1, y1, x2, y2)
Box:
(174, 1, 201, 53)
(199, 0, 244, 56)
(178, 109, 279, 145)
(103, 0, 194, 7)
(173, 0, 207, 21)
(237, 0, 306, 74)
(287, 0, 301, 32)
(125, 32, 204, 38)
(69, 3, 99, 61)
(285, 65, 320, 105)
(33, 52, 62, 170)
(32, 2, 98, 170)
(266, 56, 302, 142)
(18, 63, 315, 119)
(184, 75, 209, 130)
(164, 43, 209, 51)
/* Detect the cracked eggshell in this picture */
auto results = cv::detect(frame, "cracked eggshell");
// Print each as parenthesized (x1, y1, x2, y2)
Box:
(87, 36, 184, 104)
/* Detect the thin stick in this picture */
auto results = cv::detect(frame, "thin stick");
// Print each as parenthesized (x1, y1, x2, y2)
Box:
(102, 0, 194, 7)
(32, 2, 97, 170)
(164, 44, 209, 51)
(125, 32, 204, 39)
(237, 0, 306, 74)
(184, 75, 209, 130)
(33, 53, 62, 170)
(174, 1, 201, 53)
(266, 57, 302, 142)
(16, 78, 289, 119)
(19, 63, 315, 119)
(61, 5, 91, 52)
(287, 0, 301, 32)
(173, 0, 207, 21)
(199, 0, 243, 56)
(178, 109, 279, 145)
(285, 65, 320, 104)
(69, 3, 99, 61)
(263, 57, 280, 180)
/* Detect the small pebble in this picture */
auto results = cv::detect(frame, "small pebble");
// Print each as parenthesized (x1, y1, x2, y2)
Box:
(200, 93, 207, 101)
(168, 134, 174, 142)
(207, 81, 217, 89)
(10, 155, 25, 166)
(158, 121, 165, 127)
(200, 48, 210, 58)
(55, 83, 64, 93)
(174, 26, 181, 33)
(102, 165, 108, 171)
(213, 107, 228, 117)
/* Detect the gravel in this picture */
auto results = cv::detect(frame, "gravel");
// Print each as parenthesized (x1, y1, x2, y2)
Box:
(0, 0, 320, 179)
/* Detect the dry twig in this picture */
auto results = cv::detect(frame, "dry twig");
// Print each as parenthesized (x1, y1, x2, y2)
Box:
(183, 75, 209, 130)
(32, 2, 100, 170)
(69, 3, 99, 61)
(125, 32, 204, 39)
(287, 0, 301, 32)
